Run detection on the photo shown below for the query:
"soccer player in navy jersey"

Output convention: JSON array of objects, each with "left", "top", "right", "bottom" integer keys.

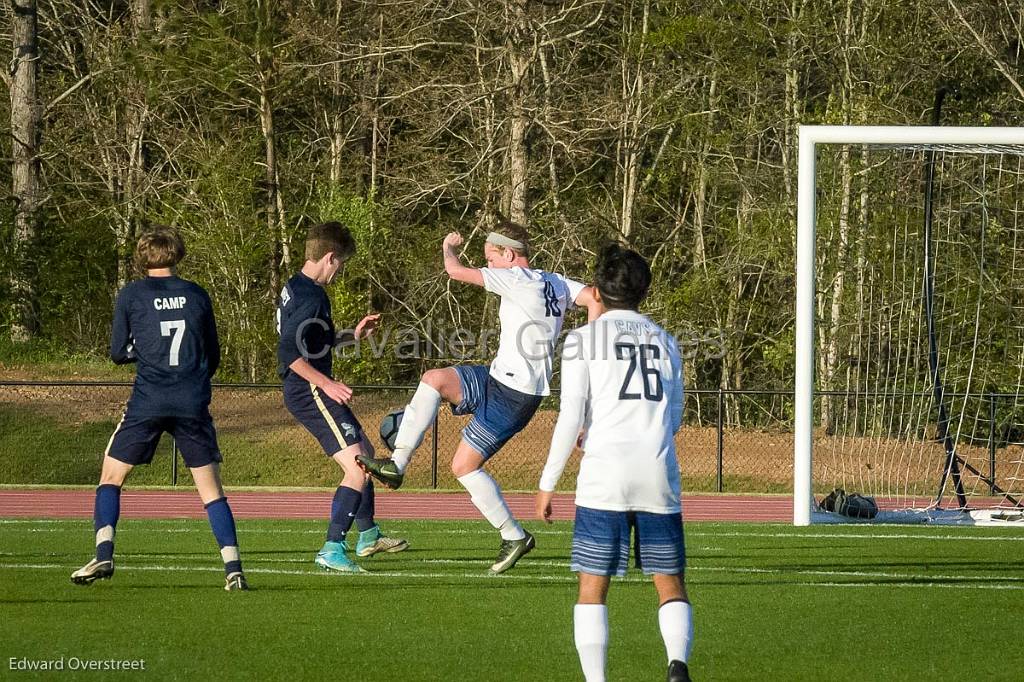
[
  {"left": 277, "top": 221, "right": 407, "bottom": 572},
  {"left": 72, "top": 228, "right": 248, "bottom": 591}
]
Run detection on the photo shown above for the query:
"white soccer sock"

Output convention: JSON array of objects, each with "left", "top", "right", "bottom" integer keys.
[
  {"left": 574, "top": 604, "right": 609, "bottom": 682},
  {"left": 456, "top": 469, "right": 525, "bottom": 541},
  {"left": 392, "top": 382, "right": 442, "bottom": 473},
  {"left": 658, "top": 600, "right": 693, "bottom": 664}
]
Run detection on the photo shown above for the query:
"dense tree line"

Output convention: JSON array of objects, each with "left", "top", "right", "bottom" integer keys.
[{"left": 2, "top": 1, "right": 1023, "bottom": 422}]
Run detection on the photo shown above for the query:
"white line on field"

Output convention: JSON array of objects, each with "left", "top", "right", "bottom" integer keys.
[
  {"left": 2, "top": 520, "right": 1024, "bottom": 540},
  {"left": 2, "top": 520, "right": 1023, "bottom": 542},
  {"left": 1, "top": 561, "right": 1021, "bottom": 590}
]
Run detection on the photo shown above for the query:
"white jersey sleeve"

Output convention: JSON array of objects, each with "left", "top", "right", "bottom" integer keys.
[
  {"left": 540, "top": 331, "right": 589, "bottom": 492},
  {"left": 480, "top": 267, "right": 519, "bottom": 296},
  {"left": 548, "top": 273, "right": 586, "bottom": 310},
  {"left": 669, "top": 336, "right": 684, "bottom": 434}
]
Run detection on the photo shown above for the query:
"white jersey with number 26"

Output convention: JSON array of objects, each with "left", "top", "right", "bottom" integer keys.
[{"left": 540, "top": 309, "right": 684, "bottom": 514}]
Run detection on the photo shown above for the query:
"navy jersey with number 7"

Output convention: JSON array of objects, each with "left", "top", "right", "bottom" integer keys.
[{"left": 110, "top": 275, "right": 220, "bottom": 418}]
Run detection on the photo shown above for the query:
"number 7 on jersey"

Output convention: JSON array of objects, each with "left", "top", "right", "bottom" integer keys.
[{"left": 160, "top": 320, "right": 186, "bottom": 366}]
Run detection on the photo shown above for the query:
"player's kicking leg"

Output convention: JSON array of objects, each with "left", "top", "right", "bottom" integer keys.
[
  {"left": 357, "top": 367, "right": 462, "bottom": 489},
  {"left": 451, "top": 441, "right": 534, "bottom": 573},
  {"left": 72, "top": 455, "right": 132, "bottom": 585}
]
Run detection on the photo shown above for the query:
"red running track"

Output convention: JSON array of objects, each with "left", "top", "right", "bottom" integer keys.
[{"left": 0, "top": 489, "right": 791, "bottom": 522}]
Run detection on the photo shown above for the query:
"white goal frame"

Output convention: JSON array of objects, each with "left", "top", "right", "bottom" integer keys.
[{"left": 794, "top": 125, "right": 1024, "bottom": 526}]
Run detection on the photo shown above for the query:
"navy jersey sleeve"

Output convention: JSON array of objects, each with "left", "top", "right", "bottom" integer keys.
[
  {"left": 109, "top": 287, "right": 137, "bottom": 365},
  {"left": 201, "top": 290, "right": 220, "bottom": 378},
  {"left": 277, "top": 297, "right": 317, "bottom": 370}
]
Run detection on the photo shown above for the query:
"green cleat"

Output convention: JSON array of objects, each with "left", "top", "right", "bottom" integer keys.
[
  {"left": 315, "top": 541, "right": 364, "bottom": 573},
  {"left": 489, "top": 531, "right": 535, "bottom": 574},
  {"left": 356, "top": 455, "right": 405, "bottom": 490},
  {"left": 355, "top": 526, "right": 409, "bottom": 557},
  {"left": 224, "top": 571, "right": 249, "bottom": 591},
  {"left": 71, "top": 558, "right": 114, "bottom": 585}
]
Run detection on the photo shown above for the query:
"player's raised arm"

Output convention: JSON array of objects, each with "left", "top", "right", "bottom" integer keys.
[
  {"left": 537, "top": 332, "right": 590, "bottom": 522},
  {"left": 109, "top": 288, "right": 136, "bottom": 365},
  {"left": 442, "top": 231, "right": 485, "bottom": 287}
]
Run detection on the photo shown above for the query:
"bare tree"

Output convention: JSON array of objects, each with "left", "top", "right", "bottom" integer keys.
[{"left": 9, "top": 0, "right": 41, "bottom": 341}]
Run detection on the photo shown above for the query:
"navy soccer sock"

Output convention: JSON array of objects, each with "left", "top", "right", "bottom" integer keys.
[
  {"left": 204, "top": 497, "right": 242, "bottom": 575},
  {"left": 355, "top": 479, "right": 376, "bottom": 533},
  {"left": 327, "top": 486, "right": 362, "bottom": 543},
  {"left": 93, "top": 484, "right": 121, "bottom": 562}
]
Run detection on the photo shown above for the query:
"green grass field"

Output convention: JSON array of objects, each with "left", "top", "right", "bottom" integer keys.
[{"left": 2, "top": 519, "right": 1023, "bottom": 680}]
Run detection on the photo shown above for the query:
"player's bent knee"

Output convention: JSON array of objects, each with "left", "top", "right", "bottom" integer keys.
[
  {"left": 451, "top": 452, "right": 484, "bottom": 478},
  {"left": 99, "top": 456, "right": 132, "bottom": 487},
  {"left": 422, "top": 368, "right": 447, "bottom": 390},
  {"left": 334, "top": 446, "right": 369, "bottom": 482},
  {"left": 450, "top": 460, "right": 473, "bottom": 478},
  {"left": 424, "top": 367, "right": 461, "bottom": 403}
]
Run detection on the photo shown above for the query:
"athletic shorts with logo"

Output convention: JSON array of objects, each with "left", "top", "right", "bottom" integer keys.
[
  {"left": 283, "top": 377, "right": 364, "bottom": 455},
  {"left": 452, "top": 365, "right": 543, "bottom": 460}
]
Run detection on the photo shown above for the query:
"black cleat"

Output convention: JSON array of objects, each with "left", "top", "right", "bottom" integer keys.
[
  {"left": 489, "top": 531, "right": 535, "bottom": 574},
  {"left": 224, "top": 571, "right": 249, "bottom": 591},
  {"left": 667, "top": 660, "right": 691, "bottom": 682},
  {"left": 71, "top": 558, "right": 114, "bottom": 585},
  {"left": 356, "top": 455, "right": 405, "bottom": 489}
]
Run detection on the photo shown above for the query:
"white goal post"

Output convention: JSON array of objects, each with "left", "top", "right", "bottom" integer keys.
[{"left": 794, "top": 125, "right": 1024, "bottom": 526}]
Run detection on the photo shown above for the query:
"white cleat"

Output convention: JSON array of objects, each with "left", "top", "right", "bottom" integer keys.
[{"left": 71, "top": 558, "right": 114, "bottom": 585}]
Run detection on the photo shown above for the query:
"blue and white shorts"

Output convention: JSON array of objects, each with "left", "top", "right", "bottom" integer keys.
[
  {"left": 451, "top": 365, "right": 543, "bottom": 460},
  {"left": 571, "top": 506, "right": 686, "bottom": 577}
]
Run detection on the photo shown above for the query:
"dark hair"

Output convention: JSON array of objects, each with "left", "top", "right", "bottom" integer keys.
[
  {"left": 135, "top": 226, "right": 186, "bottom": 271},
  {"left": 306, "top": 221, "right": 356, "bottom": 262},
  {"left": 594, "top": 243, "right": 651, "bottom": 310}
]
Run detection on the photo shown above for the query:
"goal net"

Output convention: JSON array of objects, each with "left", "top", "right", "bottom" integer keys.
[{"left": 794, "top": 126, "right": 1024, "bottom": 525}]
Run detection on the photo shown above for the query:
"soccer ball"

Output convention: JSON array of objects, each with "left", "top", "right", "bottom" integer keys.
[{"left": 379, "top": 408, "right": 404, "bottom": 452}]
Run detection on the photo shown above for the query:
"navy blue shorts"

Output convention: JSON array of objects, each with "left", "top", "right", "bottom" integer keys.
[
  {"left": 284, "top": 380, "right": 364, "bottom": 455},
  {"left": 571, "top": 506, "right": 686, "bottom": 577},
  {"left": 106, "top": 413, "right": 222, "bottom": 468},
  {"left": 452, "top": 365, "right": 543, "bottom": 460}
]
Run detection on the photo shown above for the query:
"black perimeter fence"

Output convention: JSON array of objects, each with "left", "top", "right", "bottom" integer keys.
[{"left": 1, "top": 382, "right": 1015, "bottom": 493}]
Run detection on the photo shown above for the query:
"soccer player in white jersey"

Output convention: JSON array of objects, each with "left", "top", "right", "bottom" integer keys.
[
  {"left": 359, "top": 220, "right": 600, "bottom": 573},
  {"left": 536, "top": 244, "right": 693, "bottom": 682}
]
